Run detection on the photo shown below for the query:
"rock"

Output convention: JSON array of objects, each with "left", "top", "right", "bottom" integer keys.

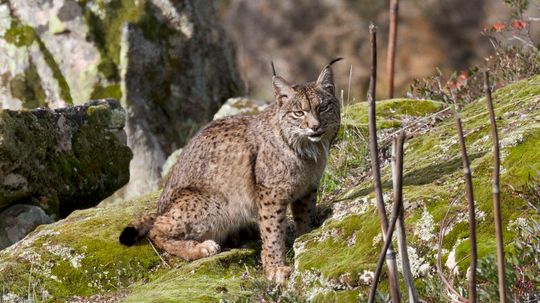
[
  {"left": 0, "top": 0, "right": 244, "bottom": 202},
  {"left": 0, "top": 191, "right": 260, "bottom": 302},
  {"left": 0, "top": 99, "right": 132, "bottom": 218},
  {"left": 213, "top": 97, "right": 270, "bottom": 120},
  {"left": 0, "top": 204, "right": 53, "bottom": 249}
]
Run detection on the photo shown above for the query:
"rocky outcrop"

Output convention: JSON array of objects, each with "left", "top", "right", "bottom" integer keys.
[
  {"left": 0, "top": 77, "right": 538, "bottom": 302},
  {"left": 0, "top": 204, "right": 53, "bottom": 249},
  {"left": 0, "top": 99, "right": 132, "bottom": 219},
  {"left": 0, "top": 0, "right": 244, "bottom": 202}
]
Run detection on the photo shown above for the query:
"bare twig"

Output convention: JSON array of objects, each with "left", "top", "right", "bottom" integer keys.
[
  {"left": 147, "top": 238, "right": 172, "bottom": 269},
  {"left": 451, "top": 90, "right": 478, "bottom": 303},
  {"left": 387, "top": 0, "right": 400, "bottom": 98},
  {"left": 392, "top": 132, "right": 419, "bottom": 303},
  {"left": 368, "top": 163, "right": 403, "bottom": 303},
  {"left": 436, "top": 197, "right": 468, "bottom": 302},
  {"left": 484, "top": 71, "right": 507, "bottom": 303},
  {"left": 347, "top": 65, "right": 353, "bottom": 106},
  {"left": 381, "top": 107, "right": 452, "bottom": 144},
  {"left": 367, "top": 22, "right": 401, "bottom": 303}
]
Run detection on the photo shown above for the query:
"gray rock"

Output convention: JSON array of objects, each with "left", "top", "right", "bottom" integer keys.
[
  {"left": 213, "top": 97, "right": 270, "bottom": 120},
  {"left": 0, "top": 204, "right": 53, "bottom": 249},
  {"left": 0, "top": 99, "right": 132, "bottom": 218},
  {"left": 1, "top": 0, "right": 244, "bottom": 202}
]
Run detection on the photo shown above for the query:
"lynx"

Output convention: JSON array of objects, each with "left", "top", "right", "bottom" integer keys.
[{"left": 120, "top": 58, "right": 342, "bottom": 283}]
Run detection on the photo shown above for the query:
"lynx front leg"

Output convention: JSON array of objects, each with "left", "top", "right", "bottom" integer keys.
[
  {"left": 292, "top": 189, "right": 317, "bottom": 236},
  {"left": 257, "top": 187, "right": 292, "bottom": 283}
]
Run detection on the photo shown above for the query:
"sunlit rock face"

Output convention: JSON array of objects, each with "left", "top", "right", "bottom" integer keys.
[{"left": 0, "top": 0, "right": 244, "bottom": 202}]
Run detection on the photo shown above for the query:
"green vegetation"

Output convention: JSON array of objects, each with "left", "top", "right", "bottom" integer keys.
[{"left": 295, "top": 75, "right": 540, "bottom": 301}]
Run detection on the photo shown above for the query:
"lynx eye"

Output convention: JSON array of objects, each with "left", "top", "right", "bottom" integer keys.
[
  {"left": 291, "top": 111, "right": 305, "bottom": 118},
  {"left": 318, "top": 104, "right": 330, "bottom": 112}
]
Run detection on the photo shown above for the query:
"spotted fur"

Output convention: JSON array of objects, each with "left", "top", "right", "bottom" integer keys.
[{"left": 120, "top": 58, "right": 342, "bottom": 283}]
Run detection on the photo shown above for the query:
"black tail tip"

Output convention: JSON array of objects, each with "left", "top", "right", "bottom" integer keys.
[{"left": 119, "top": 226, "right": 138, "bottom": 246}]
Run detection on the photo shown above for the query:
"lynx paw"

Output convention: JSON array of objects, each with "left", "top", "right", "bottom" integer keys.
[
  {"left": 197, "top": 240, "right": 221, "bottom": 257},
  {"left": 265, "top": 265, "right": 292, "bottom": 284}
]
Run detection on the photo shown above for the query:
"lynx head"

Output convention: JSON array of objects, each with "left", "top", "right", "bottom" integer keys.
[{"left": 272, "top": 58, "right": 342, "bottom": 159}]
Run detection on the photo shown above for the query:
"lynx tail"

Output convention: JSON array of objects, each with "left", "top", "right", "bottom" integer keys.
[{"left": 119, "top": 213, "right": 157, "bottom": 246}]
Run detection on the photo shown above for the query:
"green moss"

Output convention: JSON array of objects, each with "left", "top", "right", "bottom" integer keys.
[
  {"left": 0, "top": 193, "right": 161, "bottom": 301},
  {"left": 296, "top": 208, "right": 381, "bottom": 281},
  {"left": 312, "top": 289, "right": 360, "bottom": 303},
  {"left": 122, "top": 249, "right": 258, "bottom": 302},
  {"left": 9, "top": 61, "right": 46, "bottom": 108},
  {"left": 90, "top": 84, "right": 122, "bottom": 100},
  {"left": 5, "top": 19, "right": 73, "bottom": 105},
  {"left": 4, "top": 20, "right": 36, "bottom": 47},
  {"left": 341, "top": 99, "right": 445, "bottom": 129},
  {"left": 81, "top": 0, "right": 145, "bottom": 65},
  {"left": 0, "top": 102, "right": 131, "bottom": 215},
  {"left": 97, "top": 59, "right": 120, "bottom": 81}
]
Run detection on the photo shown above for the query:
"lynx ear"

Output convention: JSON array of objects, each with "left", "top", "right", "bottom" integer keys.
[
  {"left": 273, "top": 76, "right": 294, "bottom": 106},
  {"left": 316, "top": 57, "right": 343, "bottom": 95}
]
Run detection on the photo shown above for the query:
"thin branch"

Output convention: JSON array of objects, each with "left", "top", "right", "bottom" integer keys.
[
  {"left": 484, "top": 71, "right": 507, "bottom": 303},
  {"left": 387, "top": 0, "right": 400, "bottom": 98},
  {"left": 436, "top": 198, "right": 468, "bottom": 303},
  {"left": 451, "top": 90, "right": 478, "bottom": 303},
  {"left": 367, "top": 22, "right": 401, "bottom": 303},
  {"left": 347, "top": 65, "right": 353, "bottom": 106},
  {"left": 392, "top": 132, "right": 419, "bottom": 303},
  {"left": 147, "top": 237, "right": 172, "bottom": 269},
  {"left": 368, "top": 173, "right": 403, "bottom": 303}
]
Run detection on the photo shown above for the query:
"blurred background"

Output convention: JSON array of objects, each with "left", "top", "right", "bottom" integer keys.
[{"left": 216, "top": 0, "right": 532, "bottom": 101}]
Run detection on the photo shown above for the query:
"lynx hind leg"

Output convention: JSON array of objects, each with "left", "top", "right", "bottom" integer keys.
[
  {"left": 150, "top": 235, "right": 220, "bottom": 261},
  {"left": 148, "top": 189, "right": 224, "bottom": 261}
]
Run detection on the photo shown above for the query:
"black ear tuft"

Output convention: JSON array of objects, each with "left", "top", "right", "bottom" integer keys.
[
  {"left": 119, "top": 226, "right": 139, "bottom": 246},
  {"left": 316, "top": 57, "right": 343, "bottom": 95}
]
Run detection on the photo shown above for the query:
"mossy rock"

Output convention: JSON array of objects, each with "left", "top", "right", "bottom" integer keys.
[
  {"left": 0, "top": 191, "right": 262, "bottom": 302},
  {"left": 293, "top": 75, "right": 540, "bottom": 301},
  {"left": 0, "top": 100, "right": 132, "bottom": 218},
  {"left": 341, "top": 98, "right": 445, "bottom": 130}
]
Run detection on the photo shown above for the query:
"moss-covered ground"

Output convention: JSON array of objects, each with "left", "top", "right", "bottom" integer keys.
[{"left": 293, "top": 75, "right": 540, "bottom": 302}]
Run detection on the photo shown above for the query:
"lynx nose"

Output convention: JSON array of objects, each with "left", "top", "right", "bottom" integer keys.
[{"left": 307, "top": 117, "right": 321, "bottom": 132}]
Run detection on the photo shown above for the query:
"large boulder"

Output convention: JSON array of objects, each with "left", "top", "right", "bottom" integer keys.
[
  {"left": 0, "top": 99, "right": 132, "bottom": 218},
  {"left": 0, "top": 0, "right": 244, "bottom": 202}
]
